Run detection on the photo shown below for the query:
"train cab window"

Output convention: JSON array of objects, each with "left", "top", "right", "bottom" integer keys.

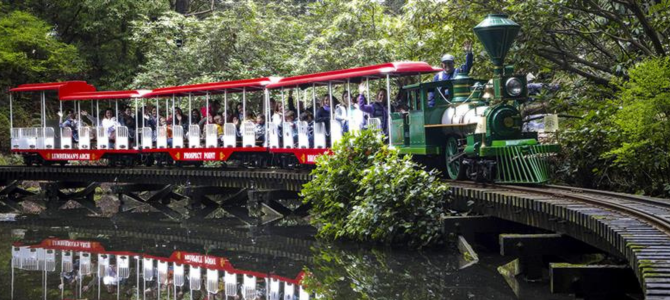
[
  {"left": 414, "top": 90, "right": 422, "bottom": 111},
  {"left": 405, "top": 90, "right": 413, "bottom": 110}
]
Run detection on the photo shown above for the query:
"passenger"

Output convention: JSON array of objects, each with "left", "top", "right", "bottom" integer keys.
[
  {"left": 59, "top": 258, "right": 79, "bottom": 290},
  {"left": 150, "top": 106, "right": 158, "bottom": 130},
  {"left": 159, "top": 116, "right": 173, "bottom": 146},
  {"left": 168, "top": 107, "right": 184, "bottom": 125},
  {"left": 190, "top": 109, "right": 201, "bottom": 128},
  {"left": 284, "top": 111, "right": 298, "bottom": 145},
  {"left": 81, "top": 108, "right": 119, "bottom": 149},
  {"left": 333, "top": 97, "right": 348, "bottom": 133},
  {"left": 428, "top": 41, "right": 474, "bottom": 107},
  {"left": 119, "top": 106, "right": 135, "bottom": 126},
  {"left": 200, "top": 100, "right": 220, "bottom": 119},
  {"left": 199, "top": 113, "right": 213, "bottom": 130},
  {"left": 101, "top": 108, "right": 119, "bottom": 148},
  {"left": 272, "top": 103, "right": 283, "bottom": 126},
  {"left": 77, "top": 110, "right": 98, "bottom": 144},
  {"left": 59, "top": 109, "right": 79, "bottom": 143},
  {"left": 343, "top": 91, "right": 364, "bottom": 132},
  {"left": 119, "top": 106, "right": 136, "bottom": 144},
  {"left": 315, "top": 94, "right": 332, "bottom": 136},
  {"left": 172, "top": 107, "right": 188, "bottom": 135},
  {"left": 213, "top": 115, "right": 224, "bottom": 136},
  {"left": 395, "top": 102, "right": 410, "bottom": 114},
  {"left": 232, "top": 116, "right": 241, "bottom": 136},
  {"left": 142, "top": 106, "right": 157, "bottom": 130},
  {"left": 358, "top": 85, "right": 389, "bottom": 136},
  {"left": 234, "top": 103, "right": 244, "bottom": 121},
  {"left": 299, "top": 111, "right": 314, "bottom": 147},
  {"left": 254, "top": 114, "right": 266, "bottom": 144}
]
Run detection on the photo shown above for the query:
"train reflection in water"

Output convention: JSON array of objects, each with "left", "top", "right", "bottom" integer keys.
[{"left": 10, "top": 238, "right": 310, "bottom": 300}]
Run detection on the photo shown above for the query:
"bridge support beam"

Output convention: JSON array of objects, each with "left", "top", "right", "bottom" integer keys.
[
  {"left": 550, "top": 263, "right": 639, "bottom": 299},
  {"left": 247, "top": 189, "right": 301, "bottom": 225},
  {"left": 112, "top": 183, "right": 183, "bottom": 219},
  {"left": 443, "top": 216, "right": 536, "bottom": 243},
  {"left": 33, "top": 181, "right": 100, "bottom": 213},
  {"left": 0, "top": 180, "right": 36, "bottom": 211},
  {"left": 500, "top": 233, "right": 597, "bottom": 281}
]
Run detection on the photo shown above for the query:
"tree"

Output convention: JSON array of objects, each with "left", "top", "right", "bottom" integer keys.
[
  {"left": 0, "top": 9, "right": 83, "bottom": 89},
  {"left": 558, "top": 57, "right": 670, "bottom": 197},
  {"left": 0, "top": 7, "right": 84, "bottom": 151},
  {"left": 9, "top": 0, "right": 170, "bottom": 90},
  {"left": 466, "top": 0, "right": 669, "bottom": 86},
  {"left": 130, "top": 1, "right": 305, "bottom": 88},
  {"left": 603, "top": 57, "right": 670, "bottom": 195}
]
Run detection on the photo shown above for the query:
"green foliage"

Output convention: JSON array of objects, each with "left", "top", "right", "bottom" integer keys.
[
  {"left": 0, "top": 9, "right": 83, "bottom": 88},
  {"left": 10, "top": 0, "right": 170, "bottom": 90},
  {"left": 130, "top": 1, "right": 304, "bottom": 89},
  {"left": 346, "top": 153, "right": 448, "bottom": 246},
  {"left": 0, "top": 154, "right": 23, "bottom": 165},
  {"left": 302, "top": 129, "right": 450, "bottom": 247},
  {"left": 302, "top": 129, "right": 385, "bottom": 240},
  {"left": 604, "top": 57, "right": 670, "bottom": 195},
  {"left": 558, "top": 57, "right": 670, "bottom": 197}
]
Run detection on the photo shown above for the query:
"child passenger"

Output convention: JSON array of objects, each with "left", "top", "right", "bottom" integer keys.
[{"left": 285, "top": 111, "right": 298, "bottom": 144}]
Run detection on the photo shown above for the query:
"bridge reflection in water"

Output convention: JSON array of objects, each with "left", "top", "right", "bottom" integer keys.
[
  {"left": 10, "top": 241, "right": 309, "bottom": 300},
  {"left": 0, "top": 215, "right": 557, "bottom": 300},
  {"left": 3, "top": 216, "right": 315, "bottom": 300}
]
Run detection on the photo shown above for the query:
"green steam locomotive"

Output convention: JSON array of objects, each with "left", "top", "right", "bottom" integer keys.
[{"left": 391, "top": 14, "right": 560, "bottom": 183}]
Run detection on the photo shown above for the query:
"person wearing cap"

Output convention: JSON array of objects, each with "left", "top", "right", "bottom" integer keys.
[{"left": 428, "top": 41, "right": 474, "bottom": 107}]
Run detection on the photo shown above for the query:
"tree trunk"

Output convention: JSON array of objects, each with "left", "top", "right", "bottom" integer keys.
[{"left": 175, "top": 0, "right": 189, "bottom": 14}]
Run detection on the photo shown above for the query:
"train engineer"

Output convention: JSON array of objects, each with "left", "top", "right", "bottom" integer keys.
[{"left": 428, "top": 41, "right": 474, "bottom": 107}]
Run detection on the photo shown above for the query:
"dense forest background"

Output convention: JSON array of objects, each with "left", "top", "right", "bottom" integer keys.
[{"left": 0, "top": 0, "right": 668, "bottom": 196}]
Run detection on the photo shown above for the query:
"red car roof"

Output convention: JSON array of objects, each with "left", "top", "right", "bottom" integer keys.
[
  {"left": 60, "top": 90, "right": 151, "bottom": 101},
  {"left": 144, "top": 77, "right": 280, "bottom": 98},
  {"left": 266, "top": 61, "right": 441, "bottom": 89},
  {"left": 10, "top": 81, "right": 96, "bottom": 99}
]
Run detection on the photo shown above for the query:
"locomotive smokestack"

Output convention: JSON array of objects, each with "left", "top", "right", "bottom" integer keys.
[{"left": 473, "top": 14, "right": 520, "bottom": 75}]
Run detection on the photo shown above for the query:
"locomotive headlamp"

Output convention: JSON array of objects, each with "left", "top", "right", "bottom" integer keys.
[{"left": 505, "top": 78, "right": 523, "bottom": 97}]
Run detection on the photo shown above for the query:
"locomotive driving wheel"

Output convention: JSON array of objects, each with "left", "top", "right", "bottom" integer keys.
[{"left": 445, "top": 136, "right": 465, "bottom": 180}]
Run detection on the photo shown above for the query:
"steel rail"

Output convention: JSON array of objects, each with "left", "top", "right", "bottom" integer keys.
[
  {"left": 545, "top": 184, "right": 670, "bottom": 209},
  {"left": 448, "top": 180, "right": 670, "bottom": 235}
]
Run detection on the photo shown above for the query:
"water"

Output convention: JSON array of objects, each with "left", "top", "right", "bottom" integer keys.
[{"left": 0, "top": 212, "right": 566, "bottom": 299}]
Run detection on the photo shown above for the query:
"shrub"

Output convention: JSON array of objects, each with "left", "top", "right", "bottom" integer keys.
[{"left": 301, "top": 129, "right": 450, "bottom": 247}]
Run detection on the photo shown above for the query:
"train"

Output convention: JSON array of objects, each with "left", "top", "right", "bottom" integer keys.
[
  {"left": 7, "top": 14, "right": 559, "bottom": 184},
  {"left": 11, "top": 238, "right": 308, "bottom": 299}
]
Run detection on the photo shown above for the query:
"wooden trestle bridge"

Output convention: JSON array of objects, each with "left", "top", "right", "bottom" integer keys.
[{"left": 2, "top": 165, "right": 670, "bottom": 298}]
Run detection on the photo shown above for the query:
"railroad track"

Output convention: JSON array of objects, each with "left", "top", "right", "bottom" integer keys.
[
  {"left": 448, "top": 180, "right": 670, "bottom": 234},
  {"left": 500, "top": 184, "right": 670, "bottom": 236}
]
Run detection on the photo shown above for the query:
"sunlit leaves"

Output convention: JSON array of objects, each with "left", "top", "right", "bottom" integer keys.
[
  {"left": 0, "top": 10, "right": 83, "bottom": 87},
  {"left": 560, "top": 57, "right": 670, "bottom": 197},
  {"left": 301, "top": 129, "right": 450, "bottom": 248}
]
